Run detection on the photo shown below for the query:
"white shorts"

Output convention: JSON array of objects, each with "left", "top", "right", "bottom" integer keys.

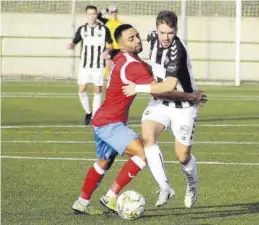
[
  {"left": 141, "top": 99, "right": 198, "bottom": 146},
  {"left": 78, "top": 67, "right": 104, "bottom": 86}
]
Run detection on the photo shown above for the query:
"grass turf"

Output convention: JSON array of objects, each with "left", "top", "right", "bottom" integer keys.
[{"left": 1, "top": 81, "right": 259, "bottom": 225}]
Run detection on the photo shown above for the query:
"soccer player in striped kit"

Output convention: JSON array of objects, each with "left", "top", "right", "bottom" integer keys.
[
  {"left": 67, "top": 5, "right": 113, "bottom": 125},
  {"left": 123, "top": 11, "right": 204, "bottom": 208}
]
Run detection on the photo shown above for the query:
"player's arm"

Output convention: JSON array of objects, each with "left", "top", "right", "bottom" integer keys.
[
  {"left": 124, "top": 79, "right": 206, "bottom": 103},
  {"left": 67, "top": 26, "right": 82, "bottom": 49},
  {"left": 123, "top": 43, "right": 185, "bottom": 94},
  {"left": 148, "top": 77, "right": 178, "bottom": 93},
  {"left": 143, "top": 45, "right": 184, "bottom": 93},
  {"left": 122, "top": 61, "right": 207, "bottom": 104},
  {"left": 103, "top": 26, "right": 114, "bottom": 60},
  {"left": 97, "top": 9, "right": 109, "bottom": 24},
  {"left": 152, "top": 90, "right": 207, "bottom": 104}
]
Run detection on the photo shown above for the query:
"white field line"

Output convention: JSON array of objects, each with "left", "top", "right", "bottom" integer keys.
[
  {"left": 1, "top": 140, "right": 259, "bottom": 145},
  {"left": 1, "top": 155, "right": 259, "bottom": 166},
  {"left": 3, "top": 96, "right": 259, "bottom": 101},
  {"left": 2, "top": 81, "right": 259, "bottom": 90},
  {"left": 2, "top": 124, "right": 259, "bottom": 129},
  {"left": 2, "top": 92, "right": 259, "bottom": 98},
  {"left": 2, "top": 92, "right": 77, "bottom": 95},
  {"left": 3, "top": 131, "right": 257, "bottom": 135},
  {"left": 2, "top": 93, "right": 259, "bottom": 101}
]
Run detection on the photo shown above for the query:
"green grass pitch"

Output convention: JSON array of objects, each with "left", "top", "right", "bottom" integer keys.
[{"left": 1, "top": 81, "right": 259, "bottom": 225}]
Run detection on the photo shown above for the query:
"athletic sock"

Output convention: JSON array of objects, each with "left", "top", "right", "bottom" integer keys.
[{"left": 79, "top": 92, "right": 91, "bottom": 114}]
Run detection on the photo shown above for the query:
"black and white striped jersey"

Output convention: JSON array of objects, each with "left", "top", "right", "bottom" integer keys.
[
  {"left": 73, "top": 23, "right": 113, "bottom": 69},
  {"left": 148, "top": 31, "right": 197, "bottom": 108}
]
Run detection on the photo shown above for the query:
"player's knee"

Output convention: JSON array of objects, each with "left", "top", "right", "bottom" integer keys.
[
  {"left": 142, "top": 134, "right": 156, "bottom": 147},
  {"left": 97, "top": 159, "right": 113, "bottom": 171},
  {"left": 94, "top": 90, "right": 102, "bottom": 94},
  {"left": 106, "top": 157, "right": 115, "bottom": 170},
  {"left": 79, "top": 85, "right": 88, "bottom": 93},
  {"left": 94, "top": 86, "right": 102, "bottom": 94},
  {"left": 134, "top": 152, "right": 147, "bottom": 164},
  {"left": 128, "top": 149, "right": 146, "bottom": 163}
]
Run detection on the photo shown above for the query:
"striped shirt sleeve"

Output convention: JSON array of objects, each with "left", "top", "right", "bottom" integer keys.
[
  {"left": 165, "top": 41, "right": 186, "bottom": 78},
  {"left": 104, "top": 26, "right": 113, "bottom": 44},
  {"left": 72, "top": 26, "right": 83, "bottom": 45}
]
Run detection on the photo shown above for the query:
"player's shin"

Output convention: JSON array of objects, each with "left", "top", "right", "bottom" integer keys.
[
  {"left": 79, "top": 92, "right": 91, "bottom": 114},
  {"left": 181, "top": 153, "right": 198, "bottom": 208},
  {"left": 93, "top": 92, "right": 102, "bottom": 116},
  {"left": 79, "top": 162, "right": 106, "bottom": 205},
  {"left": 181, "top": 154, "right": 197, "bottom": 187},
  {"left": 107, "top": 156, "right": 146, "bottom": 197},
  {"left": 145, "top": 144, "right": 171, "bottom": 190}
]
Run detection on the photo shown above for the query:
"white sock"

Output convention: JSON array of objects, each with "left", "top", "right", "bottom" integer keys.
[
  {"left": 78, "top": 197, "right": 90, "bottom": 206},
  {"left": 145, "top": 144, "right": 170, "bottom": 190},
  {"left": 181, "top": 154, "right": 198, "bottom": 188},
  {"left": 106, "top": 189, "right": 117, "bottom": 198},
  {"left": 92, "top": 92, "right": 102, "bottom": 116},
  {"left": 79, "top": 92, "right": 91, "bottom": 114}
]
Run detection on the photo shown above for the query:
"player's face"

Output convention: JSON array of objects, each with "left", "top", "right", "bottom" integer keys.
[
  {"left": 157, "top": 23, "right": 177, "bottom": 48},
  {"left": 119, "top": 28, "right": 143, "bottom": 54},
  {"left": 86, "top": 9, "right": 97, "bottom": 24}
]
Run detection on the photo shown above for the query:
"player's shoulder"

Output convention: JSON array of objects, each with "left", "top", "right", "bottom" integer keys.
[
  {"left": 116, "top": 52, "right": 141, "bottom": 63},
  {"left": 167, "top": 36, "right": 187, "bottom": 60},
  {"left": 147, "top": 30, "right": 157, "bottom": 43},
  {"left": 115, "top": 53, "right": 143, "bottom": 69},
  {"left": 76, "top": 24, "right": 86, "bottom": 32},
  {"left": 172, "top": 36, "right": 187, "bottom": 52},
  {"left": 97, "top": 23, "right": 110, "bottom": 31}
]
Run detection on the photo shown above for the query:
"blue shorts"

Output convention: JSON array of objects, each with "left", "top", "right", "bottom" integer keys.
[{"left": 93, "top": 122, "right": 139, "bottom": 160}]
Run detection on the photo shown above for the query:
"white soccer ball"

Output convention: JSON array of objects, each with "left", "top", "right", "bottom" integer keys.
[{"left": 117, "top": 190, "right": 146, "bottom": 220}]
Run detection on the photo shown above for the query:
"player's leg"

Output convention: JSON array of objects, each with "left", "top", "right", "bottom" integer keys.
[
  {"left": 96, "top": 122, "right": 146, "bottom": 211},
  {"left": 72, "top": 158, "right": 115, "bottom": 215},
  {"left": 72, "top": 131, "right": 117, "bottom": 215},
  {"left": 171, "top": 106, "right": 198, "bottom": 208},
  {"left": 175, "top": 141, "right": 197, "bottom": 208},
  {"left": 92, "top": 85, "right": 102, "bottom": 116},
  {"left": 101, "top": 138, "right": 146, "bottom": 212},
  {"left": 141, "top": 102, "right": 175, "bottom": 206},
  {"left": 78, "top": 67, "right": 92, "bottom": 125},
  {"left": 107, "top": 138, "right": 146, "bottom": 196},
  {"left": 92, "top": 68, "right": 104, "bottom": 116}
]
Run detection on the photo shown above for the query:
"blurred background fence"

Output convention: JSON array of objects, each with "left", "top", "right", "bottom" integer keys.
[{"left": 1, "top": 0, "right": 259, "bottom": 84}]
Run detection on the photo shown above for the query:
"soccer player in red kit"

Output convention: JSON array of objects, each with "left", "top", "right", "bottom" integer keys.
[{"left": 72, "top": 24, "right": 205, "bottom": 215}]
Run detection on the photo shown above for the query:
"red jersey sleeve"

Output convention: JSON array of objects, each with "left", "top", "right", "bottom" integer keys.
[{"left": 125, "top": 62, "right": 154, "bottom": 84}]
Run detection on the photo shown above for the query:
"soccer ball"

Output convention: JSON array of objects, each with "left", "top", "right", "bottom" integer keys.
[{"left": 117, "top": 190, "right": 146, "bottom": 220}]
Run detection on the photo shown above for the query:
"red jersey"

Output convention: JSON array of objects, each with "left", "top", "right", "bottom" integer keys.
[{"left": 92, "top": 52, "right": 154, "bottom": 127}]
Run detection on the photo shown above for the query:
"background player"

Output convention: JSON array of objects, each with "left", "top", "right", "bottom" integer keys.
[
  {"left": 123, "top": 11, "right": 205, "bottom": 208},
  {"left": 67, "top": 5, "right": 113, "bottom": 125},
  {"left": 98, "top": 2, "right": 123, "bottom": 78}
]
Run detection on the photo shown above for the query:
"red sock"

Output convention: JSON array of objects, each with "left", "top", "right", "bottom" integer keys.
[
  {"left": 80, "top": 166, "right": 104, "bottom": 200},
  {"left": 111, "top": 158, "right": 145, "bottom": 195}
]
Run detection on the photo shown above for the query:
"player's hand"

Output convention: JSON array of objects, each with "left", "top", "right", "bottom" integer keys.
[
  {"left": 67, "top": 42, "right": 75, "bottom": 49},
  {"left": 122, "top": 81, "right": 137, "bottom": 97},
  {"left": 189, "top": 90, "right": 208, "bottom": 106},
  {"left": 102, "top": 50, "right": 111, "bottom": 60},
  {"left": 101, "top": 8, "right": 108, "bottom": 15}
]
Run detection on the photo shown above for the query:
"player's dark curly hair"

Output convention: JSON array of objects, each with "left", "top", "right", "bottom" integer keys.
[
  {"left": 156, "top": 11, "right": 178, "bottom": 28},
  {"left": 114, "top": 24, "right": 133, "bottom": 43}
]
